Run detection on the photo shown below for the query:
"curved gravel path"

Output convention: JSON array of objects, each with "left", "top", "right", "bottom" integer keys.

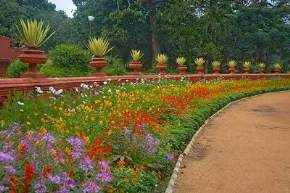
[{"left": 174, "top": 92, "right": 290, "bottom": 193}]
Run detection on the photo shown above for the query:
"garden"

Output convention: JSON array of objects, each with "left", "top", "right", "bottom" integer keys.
[
  {"left": 1, "top": 1, "right": 290, "bottom": 192},
  {"left": 1, "top": 77, "right": 290, "bottom": 192}
]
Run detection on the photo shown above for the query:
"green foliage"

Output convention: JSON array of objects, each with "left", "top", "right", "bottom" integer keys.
[
  {"left": 15, "top": 19, "right": 55, "bottom": 48},
  {"left": 6, "top": 60, "right": 28, "bottom": 78},
  {"left": 46, "top": 44, "right": 91, "bottom": 77},
  {"left": 104, "top": 57, "right": 127, "bottom": 76},
  {"left": 155, "top": 54, "right": 168, "bottom": 65},
  {"left": 88, "top": 37, "right": 113, "bottom": 57}
]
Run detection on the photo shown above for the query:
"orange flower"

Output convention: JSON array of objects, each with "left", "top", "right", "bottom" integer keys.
[
  {"left": 117, "top": 159, "right": 125, "bottom": 166},
  {"left": 23, "top": 163, "right": 34, "bottom": 193}
]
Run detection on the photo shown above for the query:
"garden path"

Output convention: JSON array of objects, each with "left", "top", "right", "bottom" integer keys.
[{"left": 174, "top": 92, "right": 290, "bottom": 193}]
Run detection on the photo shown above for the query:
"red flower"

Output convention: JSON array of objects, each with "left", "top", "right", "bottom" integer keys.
[
  {"left": 42, "top": 165, "right": 52, "bottom": 179},
  {"left": 9, "top": 176, "right": 16, "bottom": 193},
  {"left": 23, "top": 163, "right": 34, "bottom": 193}
]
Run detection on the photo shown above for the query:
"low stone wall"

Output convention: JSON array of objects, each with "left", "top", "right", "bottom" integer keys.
[{"left": 0, "top": 73, "right": 289, "bottom": 104}]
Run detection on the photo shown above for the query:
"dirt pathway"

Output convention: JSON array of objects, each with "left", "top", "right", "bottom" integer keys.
[{"left": 174, "top": 92, "right": 290, "bottom": 193}]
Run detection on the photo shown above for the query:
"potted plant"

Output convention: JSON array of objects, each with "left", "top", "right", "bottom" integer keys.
[
  {"left": 258, "top": 63, "right": 266, "bottom": 74},
  {"left": 88, "top": 37, "right": 112, "bottom": 76},
  {"left": 212, "top": 61, "right": 221, "bottom": 74},
  {"left": 227, "top": 60, "right": 237, "bottom": 74},
  {"left": 128, "top": 49, "right": 143, "bottom": 75},
  {"left": 194, "top": 57, "right": 205, "bottom": 74},
  {"left": 16, "top": 19, "right": 54, "bottom": 78},
  {"left": 243, "top": 61, "right": 251, "bottom": 74},
  {"left": 273, "top": 63, "right": 282, "bottom": 74},
  {"left": 176, "top": 57, "right": 187, "bottom": 74},
  {"left": 155, "top": 54, "right": 168, "bottom": 74}
]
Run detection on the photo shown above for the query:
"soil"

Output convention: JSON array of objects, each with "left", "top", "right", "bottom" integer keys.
[{"left": 174, "top": 92, "right": 290, "bottom": 193}]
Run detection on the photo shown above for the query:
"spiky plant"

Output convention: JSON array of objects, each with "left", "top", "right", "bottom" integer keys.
[
  {"left": 15, "top": 19, "right": 55, "bottom": 48},
  {"left": 88, "top": 37, "right": 113, "bottom": 57},
  {"left": 258, "top": 63, "right": 266, "bottom": 69},
  {"left": 273, "top": 63, "right": 282, "bottom": 70},
  {"left": 176, "top": 57, "right": 186, "bottom": 66},
  {"left": 194, "top": 57, "right": 205, "bottom": 66},
  {"left": 212, "top": 61, "right": 221, "bottom": 67},
  {"left": 243, "top": 61, "right": 251, "bottom": 70},
  {"left": 155, "top": 54, "right": 168, "bottom": 65},
  {"left": 228, "top": 60, "right": 237, "bottom": 68},
  {"left": 131, "top": 49, "right": 143, "bottom": 61}
]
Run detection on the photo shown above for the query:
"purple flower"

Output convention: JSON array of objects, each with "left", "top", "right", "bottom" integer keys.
[
  {"left": 0, "top": 186, "right": 8, "bottom": 192},
  {"left": 0, "top": 152, "right": 14, "bottom": 162},
  {"left": 67, "top": 137, "right": 84, "bottom": 159},
  {"left": 4, "top": 166, "right": 16, "bottom": 174},
  {"left": 49, "top": 175, "right": 61, "bottom": 184},
  {"left": 166, "top": 154, "right": 174, "bottom": 161},
  {"left": 43, "top": 133, "right": 56, "bottom": 144},
  {"left": 145, "top": 134, "right": 160, "bottom": 154},
  {"left": 123, "top": 128, "right": 132, "bottom": 136},
  {"left": 82, "top": 182, "right": 100, "bottom": 193},
  {"left": 96, "top": 160, "right": 112, "bottom": 182},
  {"left": 96, "top": 172, "right": 112, "bottom": 182},
  {"left": 80, "top": 156, "right": 94, "bottom": 173},
  {"left": 67, "top": 137, "right": 84, "bottom": 147},
  {"left": 34, "top": 181, "right": 47, "bottom": 193}
]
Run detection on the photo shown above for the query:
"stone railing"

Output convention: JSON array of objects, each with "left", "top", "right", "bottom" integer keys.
[{"left": 0, "top": 73, "right": 289, "bottom": 104}]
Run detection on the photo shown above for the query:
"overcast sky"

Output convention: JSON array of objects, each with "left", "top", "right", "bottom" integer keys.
[{"left": 48, "top": 0, "right": 76, "bottom": 17}]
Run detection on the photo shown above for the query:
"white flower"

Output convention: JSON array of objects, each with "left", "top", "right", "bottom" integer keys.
[
  {"left": 49, "top": 87, "right": 56, "bottom": 94},
  {"left": 35, "top": 86, "right": 44, "bottom": 94},
  {"left": 17, "top": 101, "right": 24, "bottom": 106},
  {"left": 103, "top": 81, "right": 108, "bottom": 85},
  {"left": 80, "top": 83, "right": 90, "bottom": 90},
  {"left": 54, "top": 89, "right": 63, "bottom": 96},
  {"left": 20, "top": 109, "right": 24, "bottom": 112}
]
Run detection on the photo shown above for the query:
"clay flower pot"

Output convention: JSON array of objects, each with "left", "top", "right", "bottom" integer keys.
[
  {"left": 212, "top": 66, "right": 220, "bottom": 74},
  {"left": 90, "top": 57, "right": 107, "bottom": 76},
  {"left": 243, "top": 69, "right": 250, "bottom": 74},
  {"left": 273, "top": 69, "right": 281, "bottom": 74},
  {"left": 196, "top": 65, "right": 204, "bottom": 74},
  {"left": 177, "top": 65, "right": 188, "bottom": 74},
  {"left": 18, "top": 48, "right": 47, "bottom": 78},
  {"left": 128, "top": 61, "right": 143, "bottom": 75},
  {"left": 259, "top": 68, "right": 265, "bottom": 74},
  {"left": 228, "top": 67, "right": 236, "bottom": 74},
  {"left": 156, "top": 64, "right": 167, "bottom": 74}
]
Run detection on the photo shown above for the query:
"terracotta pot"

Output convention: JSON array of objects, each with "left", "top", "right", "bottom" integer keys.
[
  {"left": 90, "top": 57, "right": 107, "bottom": 76},
  {"left": 259, "top": 68, "right": 265, "bottom": 74},
  {"left": 177, "top": 65, "right": 188, "bottom": 74},
  {"left": 243, "top": 69, "right": 250, "bottom": 74},
  {"left": 273, "top": 69, "right": 281, "bottom": 74},
  {"left": 196, "top": 65, "right": 204, "bottom": 74},
  {"left": 156, "top": 64, "right": 167, "bottom": 74},
  {"left": 128, "top": 61, "right": 143, "bottom": 75},
  {"left": 228, "top": 67, "right": 236, "bottom": 74},
  {"left": 18, "top": 48, "right": 47, "bottom": 78},
  {"left": 212, "top": 66, "right": 220, "bottom": 74}
]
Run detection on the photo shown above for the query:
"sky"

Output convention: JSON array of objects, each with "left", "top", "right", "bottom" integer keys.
[{"left": 48, "top": 0, "right": 76, "bottom": 17}]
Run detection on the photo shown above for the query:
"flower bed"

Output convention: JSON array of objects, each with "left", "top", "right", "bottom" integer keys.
[{"left": 0, "top": 78, "right": 290, "bottom": 192}]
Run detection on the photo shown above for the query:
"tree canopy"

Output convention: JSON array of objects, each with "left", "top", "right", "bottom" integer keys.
[{"left": 0, "top": 0, "right": 289, "bottom": 69}]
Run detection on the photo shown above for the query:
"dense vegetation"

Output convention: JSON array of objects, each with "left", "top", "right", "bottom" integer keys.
[
  {"left": 0, "top": 78, "right": 290, "bottom": 192},
  {"left": 1, "top": 0, "right": 289, "bottom": 71}
]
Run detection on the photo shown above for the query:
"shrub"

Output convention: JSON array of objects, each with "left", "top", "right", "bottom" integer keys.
[
  {"left": 88, "top": 37, "right": 113, "bottom": 57},
  {"left": 105, "top": 57, "right": 127, "bottom": 76},
  {"left": 47, "top": 44, "right": 91, "bottom": 76},
  {"left": 6, "top": 60, "right": 28, "bottom": 78}
]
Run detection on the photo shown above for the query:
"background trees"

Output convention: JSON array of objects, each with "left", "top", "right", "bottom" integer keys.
[{"left": 0, "top": 0, "right": 289, "bottom": 70}]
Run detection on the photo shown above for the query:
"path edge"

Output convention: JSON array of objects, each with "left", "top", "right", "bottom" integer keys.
[{"left": 164, "top": 90, "right": 290, "bottom": 193}]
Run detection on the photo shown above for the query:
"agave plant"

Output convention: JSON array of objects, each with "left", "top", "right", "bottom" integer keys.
[
  {"left": 194, "top": 57, "right": 205, "bottom": 66},
  {"left": 131, "top": 49, "right": 143, "bottom": 61},
  {"left": 212, "top": 61, "right": 221, "bottom": 67},
  {"left": 243, "top": 61, "right": 251, "bottom": 70},
  {"left": 228, "top": 60, "right": 237, "bottom": 68},
  {"left": 259, "top": 63, "right": 266, "bottom": 69},
  {"left": 176, "top": 57, "right": 186, "bottom": 66},
  {"left": 155, "top": 54, "right": 168, "bottom": 65},
  {"left": 16, "top": 19, "right": 55, "bottom": 48},
  {"left": 88, "top": 37, "right": 113, "bottom": 57},
  {"left": 273, "top": 63, "right": 282, "bottom": 70}
]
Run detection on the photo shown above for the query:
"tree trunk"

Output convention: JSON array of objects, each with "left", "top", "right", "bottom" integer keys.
[{"left": 146, "top": 0, "right": 160, "bottom": 58}]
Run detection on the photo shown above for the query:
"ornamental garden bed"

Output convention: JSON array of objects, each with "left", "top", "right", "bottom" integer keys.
[{"left": 0, "top": 78, "right": 290, "bottom": 192}]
